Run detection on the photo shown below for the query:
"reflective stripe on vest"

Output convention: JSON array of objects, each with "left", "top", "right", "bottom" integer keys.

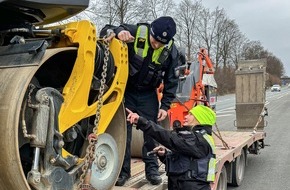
[
  {"left": 134, "top": 24, "right": 149, "bottom": 58},
  {"left": 202, "top": 132, "right": 216, "bottom": 182},
  {"left": 134, "top": 24, "right": 173, "bottom": 65}
]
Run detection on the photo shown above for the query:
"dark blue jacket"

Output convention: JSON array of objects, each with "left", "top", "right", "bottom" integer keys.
[
  {"left": 137, "top": 116, "right": 213, "bottom": 190},
  {"left": 114, "top": 24, "right": 179, "bottom": 111}
]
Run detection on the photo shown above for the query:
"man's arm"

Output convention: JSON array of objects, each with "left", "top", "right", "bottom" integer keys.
[
  {"left": 126, "top": 108, "right": 208, "bottom": 158},
  {"left": 160, "top": 44, "right": 179, "bottom": 112},
  {"left": 137, "top": 117, "right": 208, "bottom": 158},
  {"left": 114, "top": 24, "right": 137, "bottom": 42}
]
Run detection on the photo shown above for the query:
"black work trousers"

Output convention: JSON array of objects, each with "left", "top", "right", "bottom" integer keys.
[{"left": 119, "top": 88, "right": 160, "bottom": 178}]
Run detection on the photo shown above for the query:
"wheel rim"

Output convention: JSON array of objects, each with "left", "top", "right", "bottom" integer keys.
[
  {"left": 236, "top": 151, "right": 246, "bottom": 183},
  {"left": 217, "top": 166, "right": 227, "bottom": 190},
  {"left": 90, "top": 133, "right": 119, "bottom": 189}
]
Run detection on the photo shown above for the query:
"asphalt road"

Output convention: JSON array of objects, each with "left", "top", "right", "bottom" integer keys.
[{"left": 215, "top": 86, "right": 290, "bottom": 190}]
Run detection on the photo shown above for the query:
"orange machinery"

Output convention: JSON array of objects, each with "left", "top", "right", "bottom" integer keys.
[{"left": 167, "top": 48, "right": 216, "bottom": 128}]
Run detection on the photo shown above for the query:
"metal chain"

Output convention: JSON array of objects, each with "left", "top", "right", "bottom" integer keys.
[
  {"left": 213, "top": 123, "right": 230, "bottom": 149},
  {"left": 252, "top": 106, "right": 268, "bottom": 133},
  {"left": 78, "top": 40, "right": 110, "bottom": 190},
  {"left": 213, "top": 106, "right": 268, "bottom": 149},
  {"left": 93, "top": 41, "right": 109, "bottom": 133}
]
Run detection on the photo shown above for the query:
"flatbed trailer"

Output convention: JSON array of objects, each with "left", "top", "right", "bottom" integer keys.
[
  {"left": 113, "top": 130, "right": 266, "bottom": 190},
  {"left": 211, "top": 131, "right": 265, "bottom": 190}
]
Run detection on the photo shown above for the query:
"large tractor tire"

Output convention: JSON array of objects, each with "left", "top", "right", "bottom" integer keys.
[{"left": 0, "top": 47, "right": 127, "bottom": 190}]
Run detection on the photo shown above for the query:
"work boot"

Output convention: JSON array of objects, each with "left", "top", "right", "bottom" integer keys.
[
  {"left": 146, "top": 175, "right": 162, "bottom": 185},
  {"left": 115, "top": 175, "right": 130, "bottom": 186}
]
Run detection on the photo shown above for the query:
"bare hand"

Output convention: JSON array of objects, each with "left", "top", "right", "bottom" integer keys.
[
  {"left": 157, "top": 109, "right": 168, "bottom": 122},
  {"left": 153, "top": 146, "right": 166, "bottom": 156},
  {"left": 104, "top": 29, "right": 116, "bottom": 43},
  {"left": 117, "top": 30, "right": 135, "bottom": 43},
  {"left": 126, "top": 108, "right": 139, "bottom": 124}
]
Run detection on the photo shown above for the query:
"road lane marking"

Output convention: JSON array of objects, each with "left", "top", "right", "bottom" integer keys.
[{"left": 217, "top": 114, "right": 233, "bottom": 117}]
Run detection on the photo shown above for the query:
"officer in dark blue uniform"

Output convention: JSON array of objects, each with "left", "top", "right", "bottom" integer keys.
[
  {"left": 126, "top": 105, "right": 217, "bottom": 190},
  {"left": 114, "top": 16, "right": 179, "bottom": 186}
]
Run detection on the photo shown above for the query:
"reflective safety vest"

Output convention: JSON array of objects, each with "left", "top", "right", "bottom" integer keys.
[
  {"left": 199, "top": 129, "right": 216, "bottom": 182},
  {"left": 129, "top": 23, "right": 174, "bottom": 88},
  {"left": 134, "top": 23, "right": 173, "bottom": 65},
  {"left": 165, "top": 129, "right": 216, "bottom": 182}
]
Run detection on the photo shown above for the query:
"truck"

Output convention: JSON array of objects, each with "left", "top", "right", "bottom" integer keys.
[{"left": 0, "top": 1, "right": 267, "bottom": 190}]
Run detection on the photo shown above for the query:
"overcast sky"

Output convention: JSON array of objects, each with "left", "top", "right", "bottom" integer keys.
[{"left": 201, "top": 0, "right": 290, "bottom": 76}]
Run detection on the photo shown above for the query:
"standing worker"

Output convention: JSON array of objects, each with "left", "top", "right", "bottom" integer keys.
[
  {"left": 126, "top": 105, "right": 216, "bottom": 190},
  {"left": 113, "top": 16, "right": 179, "bottom": 186}
]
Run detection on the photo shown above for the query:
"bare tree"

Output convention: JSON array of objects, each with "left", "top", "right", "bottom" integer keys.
[
  {"left": 242, "top": 40, "right": 268, "bottom": 60},
  {"left": 213, "top": 17, "right": 241, "bottom": 94},
  {"left": 196, "top": 7, "right": 222, "bottom": 60},
  {"left": 230, "top": 34, "right": 248, "bottom": 69},
  {"left": 219, "top": 19, "right": 241, "bottom": 69},
  {"left": 241, "top": 41, "right": 285, "bottom": 85},
  {"left": 137, "top": 0, "right": 176, "bottom": 22},
  {"left": 174, "top": 0, "right": 203, "bottom": 61},
  {"left": 81, "top": 0, "right": 141, "bottom": 32},
  {"left": 267, "top": 55, "right": 285, "bottom": 80}
]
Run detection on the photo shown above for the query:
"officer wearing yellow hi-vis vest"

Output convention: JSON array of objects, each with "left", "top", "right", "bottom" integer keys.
[
  {"left": 114, "top": 16, "right": 180, "bottom": 186},
  {"left": 126, "top": 105, "right": 216, "bottom": 190}
]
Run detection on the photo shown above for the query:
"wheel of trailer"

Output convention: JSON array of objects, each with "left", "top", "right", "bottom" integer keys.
[
  {"left": 90, "top": 133, "right": 119, "bottom": 189},
  {"left": 231, "top": 149, "right": 246, "bottom": 186},
  {"left": 217, "top": 165, "right": 227, "bottom": 190}
]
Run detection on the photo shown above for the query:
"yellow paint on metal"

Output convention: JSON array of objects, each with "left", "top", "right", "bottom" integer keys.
[{"left": 57, "top": 20, "right": 128, "bottom": 135}]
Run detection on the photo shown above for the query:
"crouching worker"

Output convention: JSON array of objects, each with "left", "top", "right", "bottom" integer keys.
[{"left": 126, "top": 105, "right": 216, "bottom": 190}]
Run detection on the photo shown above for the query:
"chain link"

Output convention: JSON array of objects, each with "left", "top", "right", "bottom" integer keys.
[
  {"left": 78, "top": 40, "right": 110, "bottom": 190},
  {"left": 213, "top": 124, "right": 230, "bottom": 149}
]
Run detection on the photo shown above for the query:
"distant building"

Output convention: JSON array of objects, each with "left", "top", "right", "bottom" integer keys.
[{"left": 281, "top": 76, "right": 290, "bottom": 85}]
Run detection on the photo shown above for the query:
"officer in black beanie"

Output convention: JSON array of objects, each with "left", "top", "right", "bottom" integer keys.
[
  {"left": 150, "top": 16, "right": 176, "bottom": 44},
  {"left": 113, "top": 16, "right": 180, "bottom": 186}
]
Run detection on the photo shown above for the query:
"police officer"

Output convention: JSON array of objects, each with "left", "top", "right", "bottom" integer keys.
[
  {"left": 114, "top": 16, "right": 179, "bottom": 186},
  {"left": 126, "top": 105, "right": 216, "bottom": 190}
]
